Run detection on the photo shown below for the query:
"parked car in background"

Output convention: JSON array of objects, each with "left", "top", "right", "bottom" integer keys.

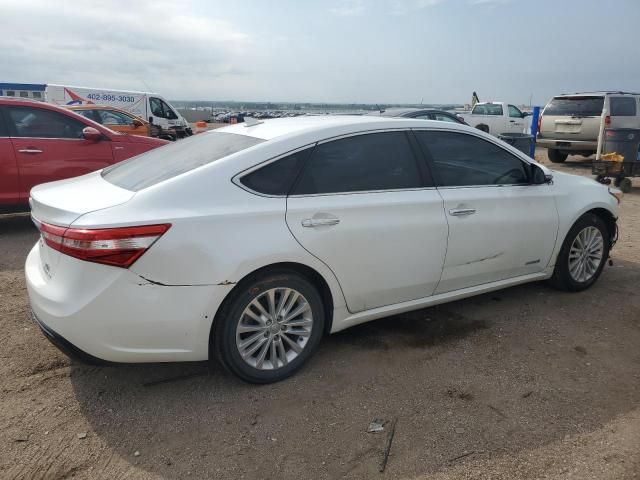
[
  {"left": 44, "top": 84, "right": 192, "bottom": 139},
  {"left": 26, "top": 116, "right": 619, "bottom": 383},
  {"left": 537, "top": 91, "right": 640, "bottom": 163},
  {"left": 0, "top": 97, "right": 167, "bottom": 212},
  {"left": 68, "top": 105, "right": 160, "bottom": 138},
  {"left": 459, "top": 102, "right": 531, "bottom": 136},
  {"left": 370, "top": 108, "right": 467, "bottom": 124}
]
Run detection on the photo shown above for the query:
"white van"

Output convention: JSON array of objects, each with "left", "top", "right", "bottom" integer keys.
[{"left": 44, "top": 84, "right": 192, "bottom": 139}]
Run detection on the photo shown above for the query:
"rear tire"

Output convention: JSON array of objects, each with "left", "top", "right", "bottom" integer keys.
[
  {"left": 548, "top": 148, "right": 568, "bottom": 163},
  {"left": 548, "top": 213, "right": 609, "bottom": 292},
  {"left": 212, "top": 270, "right": 325, "bottom": 383}
]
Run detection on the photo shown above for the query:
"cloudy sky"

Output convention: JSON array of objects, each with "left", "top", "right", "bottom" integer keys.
[{"left": 1, "top": 0, "right": 639, "bottom": 105}]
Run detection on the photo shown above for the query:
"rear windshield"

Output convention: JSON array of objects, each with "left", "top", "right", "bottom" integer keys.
[
  {"left": 545, "top": 96, "right": 604, "bottom": 117},
  {"left": 102, "top": 132, "right": 264, "bottom": 191}
]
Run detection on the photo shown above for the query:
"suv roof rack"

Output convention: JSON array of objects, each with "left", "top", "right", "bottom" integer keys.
[{"left": 559, "top": 91, "right": 640, "bottom": 96}]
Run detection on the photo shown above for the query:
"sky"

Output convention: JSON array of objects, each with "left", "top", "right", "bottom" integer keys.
[{"left": 1, "top": 0, "right": 639, "bottom": 105}]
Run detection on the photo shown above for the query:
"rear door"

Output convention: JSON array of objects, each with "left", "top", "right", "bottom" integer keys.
[
  {"left": 6, "top": 106, "right": 114, "bottom": 200},
  {"left": 415, "top": 129, "right": 558, "bottom": 293},
  {"left": 286, "top": 130, "right": 448, "bottom": 313},
  {"left": 540, "top": 96, "right": 604, "bottom": 141},
  {"left": 0, "top": 108, "right": 20, "bottom": 207}
]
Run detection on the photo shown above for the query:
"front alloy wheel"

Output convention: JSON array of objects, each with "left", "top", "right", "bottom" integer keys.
[
  {"left": 213, "top": 271, "right": 325, "bottom": 383},
  {"left": 568, "top": 226, "right": 604, "bottom": 283}
]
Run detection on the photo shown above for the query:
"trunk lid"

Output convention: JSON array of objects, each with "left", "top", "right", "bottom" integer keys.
[{"left": 30, "top": 171, "right": 135, "bottom": 280}]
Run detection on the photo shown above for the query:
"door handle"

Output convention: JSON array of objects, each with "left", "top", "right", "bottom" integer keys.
[
  {"left": 18, "top": 148, "right": 43, "bottom": 154},
  {"left": 301, "top": 217, "right": 340, "bottom": 228},
  {"left": 449, "top": 208, "right": 476, "bottom": 217},
  {"left": 509, "top": 120, "right": 516, "bottom": 123}
]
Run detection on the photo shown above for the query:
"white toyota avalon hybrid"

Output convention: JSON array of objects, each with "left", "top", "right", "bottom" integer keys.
[{"left": 26, "top": 116, "right": 620, "bottom": 383}]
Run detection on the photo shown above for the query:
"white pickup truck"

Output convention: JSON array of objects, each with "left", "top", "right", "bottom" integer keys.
[{"left": 459, "top": 102, "right": 531, "bottom": 136}]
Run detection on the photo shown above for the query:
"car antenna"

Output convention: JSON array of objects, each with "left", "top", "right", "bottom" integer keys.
[{"left": 244, "top": 117, "right": 263, "bottom": 127}]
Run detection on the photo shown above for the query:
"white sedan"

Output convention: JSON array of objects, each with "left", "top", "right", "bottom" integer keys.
[{"left": 26, "top": 116, "right": 620, "bottom": 383}]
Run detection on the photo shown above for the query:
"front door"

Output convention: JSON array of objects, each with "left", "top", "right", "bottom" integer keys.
[
  {"left": 5, "top": 106, "right": 114, "bottom": 200},
  {"left": 286, "top": 131, "right": 448, "bottom": 313},
  {"left": 414, "top": 129, "right": 558, "bottom": 293},
  {"left": 507, "top": 105, "right": 527, "bottom": 133}
]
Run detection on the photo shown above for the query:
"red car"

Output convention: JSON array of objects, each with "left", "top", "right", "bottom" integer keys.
[{"left": 0, "top": 98, "right": 168, "bottom": 213}]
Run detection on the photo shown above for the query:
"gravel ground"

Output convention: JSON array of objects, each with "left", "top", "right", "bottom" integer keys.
[{"left": 1, "top": 150, "right": 639, "bottom": 479}]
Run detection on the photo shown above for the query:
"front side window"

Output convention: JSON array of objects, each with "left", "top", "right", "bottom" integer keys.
[
  {"left": 103, "top": 132, "right": 264, "bottom": 191},
  {"left": 292, "top": 131, "right": 422, "bottom": 195},
  {"left": 240, "top": 148, "right": 311, "bottom": 196},
  {"left": 7, "top": 107, "right": 85, "bottom": 139},
  {"left": 98, "top": 110, "right": 134, "bottom": 126},
  {"left": 610, "top": 97, "right": 637, "bottom": 117},
  {"left": 508, "top": 105, "right": 523, "bottom": 118},
  {"left": 472, "top": 104, "right": 503, "bottom": 116},
  {"left": 149, "top": 97, "right": 178, "bottom": 120},
  {"left": 416, "top": 131, "right": 529, "bottom": 187}
]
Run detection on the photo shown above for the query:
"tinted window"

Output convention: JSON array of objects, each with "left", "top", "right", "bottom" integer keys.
[
  {"left": 610, "top": 97, "right": 637, "bottom": 117},
  {"left": 241, "top": 148, "right": 310, "bottom": 196},
  {"left": 433, "top": 113, "right": 459, "bottom": 123},
  {"left": 508, "top": 105, "right": 523, "bottom": 118},
  {"left": 0, "top": 110, "right": 7, "bottom": 136},
  {"left": 544, "top": 96, "right": 604, "bottom": 116},
  {"left": 7, "top": 107, "right": 85, "bottom": 139},
  {"left": 416, "top": 131, "right": 529, "bottom": 187},
  {"left": 75, "top": 110, "right": 100, "bottom": 123},
  {"left": 102, "top": 132, "right": 264, "bottom": 191},
  {"left": 292, "top": 132, "right": 422, "bottom": 195},
  {"left": 472, "top": 104, "right": 503, "bottom": 116}
]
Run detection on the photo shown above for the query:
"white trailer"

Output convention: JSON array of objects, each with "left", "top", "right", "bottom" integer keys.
[{"left": 44, "top": 84, "right": 192, "bottom": 138}]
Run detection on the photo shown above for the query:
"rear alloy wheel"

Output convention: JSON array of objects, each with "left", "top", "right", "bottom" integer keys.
[
  {"left": 213, "top": 271, "right": 324, "bottom": 383},
  {"left": 548, "top": 148, "right": 568, "bottom": 163},
  {"left": 549, "top": 213, "right": 609, "bottom": 292}
]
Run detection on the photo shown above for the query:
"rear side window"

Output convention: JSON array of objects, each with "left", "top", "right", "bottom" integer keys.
[
  {"left": 292, "top": 131, "right": 423, "bottom": 195},
  {"left": 416, "top": 131, "right": 529, "bottom": 187},
  {"left": 102, "top": 132, "right": 264, "bottom": 191},
  {"left": 240, "top": 148, "right": 311, "bottom": 196},
  {"left": 544, "top": 96, "right": 604, "bottom": 116},
  {"left": 472, "top": 104, "right": 503, "bottom": 116},
  {"left": 610, "top": 97, "right": 637, "bottom": 116},
  {"left": 7, "top": 107, "right": 85, "bottom": 139}
]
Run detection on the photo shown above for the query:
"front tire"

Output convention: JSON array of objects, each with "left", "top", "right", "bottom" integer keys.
[
  {"left": 549, "top": 213, "right": 609, "bottom": 292},
  {"left": 212, "top": 270, "right": 325, "bottom": 383},
  {"left": 548, "top": 148, "right": 568, "bottom": 163}
]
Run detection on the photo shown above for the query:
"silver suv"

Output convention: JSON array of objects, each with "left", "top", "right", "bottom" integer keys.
[{"left": 538, "top": 91, "right": 640, "bottom": 163}]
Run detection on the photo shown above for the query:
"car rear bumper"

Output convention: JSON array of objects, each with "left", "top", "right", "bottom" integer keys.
[
  {"left": 537, "top": 138, "right": 598, "bottom": 151},
  {"left": 25, "top": 242, "right": 233, "bottom": 363}
]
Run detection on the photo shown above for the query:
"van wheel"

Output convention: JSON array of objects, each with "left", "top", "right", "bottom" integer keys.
[
  {"left": 548, "top": 149, "right": 568, "bottom": 163},
  {"left": 548, "top": 213, "right": 609, "bottom": 292},
  {"left": 212, "top": 270, "right": 325, "bottom": 383}
]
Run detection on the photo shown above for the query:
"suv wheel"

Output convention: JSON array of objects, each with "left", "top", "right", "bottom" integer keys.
[{"left": 548, "top": 149, "right": 568, "bottom": 163}]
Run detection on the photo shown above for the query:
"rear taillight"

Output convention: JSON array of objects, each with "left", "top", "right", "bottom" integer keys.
[
  {"left": 537, "top": 115, "right": 542, "bottom": 137},
  {"left": 37, "top": 221, "right": 171, "bottom": 268},
  {"left": 605, "top": 115, "right": 611, "bottom": 127}
]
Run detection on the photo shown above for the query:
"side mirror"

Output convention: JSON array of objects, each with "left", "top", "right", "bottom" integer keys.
[
  {"left": 132, "top": 118, "right": 144, "bottom": 127},
  {"left": 522, "top": 112, "right": 530, "bottom": 118},
  {"left": 82, "top": 126, "right": 102, "bottom": 142},
  {"left": 531, "top": 164, "right": 552, "bottom": 184},
  {"left": 148, "top": 116, "right": 154, "bottom": 124}
]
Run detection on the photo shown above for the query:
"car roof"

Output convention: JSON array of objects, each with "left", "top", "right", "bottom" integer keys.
[
  {"left": 557, "top": 91, "right": 640, "bottom": 97},
  {"left": 212, "top": 115, "right": 465, "bottom": 141}
]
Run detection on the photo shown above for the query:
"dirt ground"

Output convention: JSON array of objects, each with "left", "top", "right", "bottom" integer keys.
[{"left": 1, "top": 149, "right": 639, "bottom": 480}]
